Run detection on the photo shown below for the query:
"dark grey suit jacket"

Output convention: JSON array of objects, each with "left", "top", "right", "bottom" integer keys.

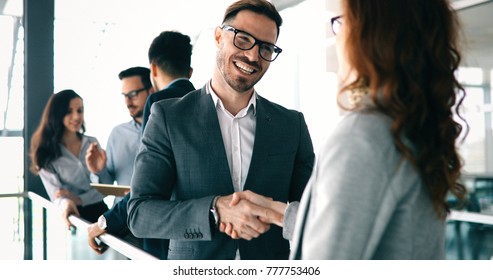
[
  {"left": 142, "top": 79, "right": 195, "bottom": 130},
  {"left": 128, "top": 86, "right": 314, "bottom": 260}
]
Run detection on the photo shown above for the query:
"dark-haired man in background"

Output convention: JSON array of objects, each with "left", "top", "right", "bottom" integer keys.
[{"left": 142, "top": 30, "right": 195, "bottom": 130}]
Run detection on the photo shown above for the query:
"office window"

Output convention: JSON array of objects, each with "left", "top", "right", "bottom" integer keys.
[
  {"left": 456, "top": 67, "right": 489, "bottom": 173},
  {"left": 0, "top": 3, "right": 24, "bottom": 260},
  {"left": 459, "top": 86, "right": 486, "bottom": 173},
  {"left": 0, "top": 12, "right": 24, "bottom": 195}
]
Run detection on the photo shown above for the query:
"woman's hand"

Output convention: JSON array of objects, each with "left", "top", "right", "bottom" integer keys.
[{"left": 59, "top": 199, "right": 80, "bottom": 230}]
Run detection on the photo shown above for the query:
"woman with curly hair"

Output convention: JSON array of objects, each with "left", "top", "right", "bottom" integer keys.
[
  {"left": 290, "top": 0, "right": 468, "bottom": 259},
  {"left": 30, "top": 89, "right": 108, "bottom": 225}
]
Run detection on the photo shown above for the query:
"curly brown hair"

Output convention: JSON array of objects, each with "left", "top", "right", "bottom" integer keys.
[{"left": 339, "top": 0, "right": 468, "bottom": 219}]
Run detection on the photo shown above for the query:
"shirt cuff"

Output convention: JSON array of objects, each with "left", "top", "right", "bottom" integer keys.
[{"left": 282, "top": 201, "right": 299, "bottom": 241}]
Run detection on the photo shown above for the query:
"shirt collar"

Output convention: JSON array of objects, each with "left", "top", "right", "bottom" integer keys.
[
  {"left": 166, "top": 78, "right": 189, "bottom": 89},
  {"left": 206, "top": 80, "right": 257, "bottom": 116},
  {"left": 130, "top": 118, "right": 142, "bottom": 129}
]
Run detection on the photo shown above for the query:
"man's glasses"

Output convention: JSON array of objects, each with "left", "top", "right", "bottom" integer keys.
[
  {"left": 221, "top": 25, "right": 282, "bottom": 62},
  {"left": 122, "top": 87, "right": 148, "bottom": 99},
  {"left": 331, "top": 15, "right": 343, "bottom": 35}
]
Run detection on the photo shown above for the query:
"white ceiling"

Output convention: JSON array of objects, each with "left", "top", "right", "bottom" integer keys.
[{"left": 453, "top": 0, "right": 493, "bottom": 70}]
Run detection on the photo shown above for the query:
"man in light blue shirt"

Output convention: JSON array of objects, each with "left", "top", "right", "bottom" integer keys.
[
  {"left": 87, "top": 67, "right": 154, "bottom": 186},
  {"left": 84, "top": 66, "right": 156, "bottom": 255}
]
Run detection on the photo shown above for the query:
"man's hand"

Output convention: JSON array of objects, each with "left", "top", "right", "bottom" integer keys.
[
  {"left": 59, "top": 199, "right": 80, "bottom": 230},
  {"left": 85, "top": 142, "right": 107, "bottom": 174},
  {"left": 215, "top": 192, "right": 284, "bottom": 240},
  {"left": 87, "top": 223, "right": 108, "bottom": 254},
  {"left": 219, "top": 191, "right": 287, "bottom": 240},
  {"left": 229, "top": 190, "right": 287, "bottom": 226}
]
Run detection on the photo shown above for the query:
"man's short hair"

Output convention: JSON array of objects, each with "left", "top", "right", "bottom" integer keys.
[
  {"left": 222, "top": 0, "right": 283, "bottom": 38},
  {"left": 118, "top": 66, "right": 152, "bottom": 89},
  {"left": 148, "top": 31, "right": 192, "bottom": 78}
]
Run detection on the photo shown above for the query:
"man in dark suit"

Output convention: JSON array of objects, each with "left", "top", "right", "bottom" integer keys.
[
  {"left": 128, "top": 0, "right": 314, "bottom": 260},
  {"left": 142, "top": 30, "right": 195, "bottom": 130}
]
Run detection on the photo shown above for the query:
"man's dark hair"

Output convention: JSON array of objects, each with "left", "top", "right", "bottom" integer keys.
[
  {"left": 222, "top": 0, "right": 283, "bottom": 38},
  {"left": 118, "top": 66, "right": 152, "bottom": 89},
  {"left": 148, "top": 31, "right": 192, "bottom": 77}
]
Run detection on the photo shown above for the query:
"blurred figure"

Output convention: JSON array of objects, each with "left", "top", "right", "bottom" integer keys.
[
  {"left": 30, "top": 89, "right": 108, "bottom": 225},
  {"left": 84, "top": 66, "right": 154, "bottom": 255},
  {"left": 142, "top": 30, "right": 195, "bottom": 130},
  {"left": 87, "top": 66, "right": 153, "bottom": 187},
  {"left": 290, "top": 0, "right": 468, "bottom": 259}
]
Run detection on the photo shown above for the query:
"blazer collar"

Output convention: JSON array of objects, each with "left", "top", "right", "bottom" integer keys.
[{"left": 166, "top": 78, "right": 190, "bottom": 89}]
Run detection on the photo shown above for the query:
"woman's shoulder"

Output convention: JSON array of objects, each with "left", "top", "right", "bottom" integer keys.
[
  {"left": 80, "top": 134, "right": 100, "bottom": 149},
  {"left": 321, "top": 109, "right": 397, "bottom": 163},
  {"left": 82, "top": 134, "right": 99, "bottom": 142},
  {"left": 337, "top": 109, "right": 392, "bottom": 139}
]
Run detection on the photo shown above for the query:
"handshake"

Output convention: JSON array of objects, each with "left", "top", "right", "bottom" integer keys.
[{"left": 215, "top": 190, "right": 289, "bottom": 241}]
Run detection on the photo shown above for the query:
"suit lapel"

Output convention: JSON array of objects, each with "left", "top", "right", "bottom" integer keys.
[
  {"left": 244, "top": 97, "right": 272, "bottom": 188},
  {"left": 195, "top": 88, "right": 234, "bottom": 190},
  {"left": 196, "top": 88, "right": 221, "bottom": 145}
]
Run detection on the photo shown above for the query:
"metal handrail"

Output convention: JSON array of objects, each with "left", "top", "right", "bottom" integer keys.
[
  {"left": 448, "top": 210, "right": 493, "bottom": 225},
  {"left": 3, "top": 191, "right": 493, "bottom": 259},
  {"left": 26, "top": 191, "right": 158, "bottom": 260},
  {"left": 452, "top": 0, "right": 493, "bottom": 11}
]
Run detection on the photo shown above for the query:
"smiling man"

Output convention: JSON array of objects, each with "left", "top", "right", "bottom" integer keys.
[
  {"left": 86, "top": 67, "right": 154, "bottom": 187},
  {"left": 128, "top": 0, "right": 315, "bottom": 260}
]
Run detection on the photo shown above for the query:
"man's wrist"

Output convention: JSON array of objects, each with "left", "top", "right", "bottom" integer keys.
[
  {"left": 97, "top": 214, "right": 107, "bottom": 230},
  {"left": 210, "top": 196, "right": 220, "bottom": 228}
]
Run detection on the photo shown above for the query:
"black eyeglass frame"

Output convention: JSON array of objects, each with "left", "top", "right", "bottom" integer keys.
[
  {"left": 221, "top": 25, "right": 283, "bottom": 62},
  {"left": 331, "top": 15, "right": 343, "bottom": 35},
  {"left": 122, "top": 87, "right": 149, "bottom": 99}
]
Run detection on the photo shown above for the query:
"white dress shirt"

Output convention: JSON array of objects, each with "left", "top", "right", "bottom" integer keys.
[
  {"left": 38, "top": 135, "right": 105, "bottom": 207},
  {"left": 206, "top": 82, "right": 256, "bottom": 192},
  {"left": 207, "top": 81, "right": 257, "bottom": 260}
]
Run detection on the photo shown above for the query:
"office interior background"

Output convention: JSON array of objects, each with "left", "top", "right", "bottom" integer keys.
[{"left": 0, "top": 0, "right": 492, "bottom": 260}]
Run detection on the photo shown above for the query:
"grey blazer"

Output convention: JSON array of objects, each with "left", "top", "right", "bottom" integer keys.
[
  {"left": 290, "top": 108, "right": 445, "bottom": 260},
  {"left": 128, "top": 86, "right": 315, "bottom": 260}
]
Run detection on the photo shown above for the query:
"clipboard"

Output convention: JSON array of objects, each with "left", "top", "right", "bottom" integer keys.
[{"left": 91, "top": 183, "right": 130, "bottom": 196}]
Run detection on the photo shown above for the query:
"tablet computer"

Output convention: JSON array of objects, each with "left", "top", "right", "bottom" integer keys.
[{"left": 90, "top": 183, "right": 130, "bottom": 196}]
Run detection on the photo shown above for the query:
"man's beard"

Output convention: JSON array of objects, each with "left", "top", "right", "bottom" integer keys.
[
  {"left": 128, "top": 106, "right": 143, "bottom": 119},
  {"left": 217, "top": 50, "right": 263, "bottom": 93}
]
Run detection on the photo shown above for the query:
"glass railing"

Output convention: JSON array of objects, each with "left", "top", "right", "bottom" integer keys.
[
  {"left": 0, "top": 191, "right": 158, "bottom": 260},
  {"left": 2, "top": 190, "right": 493, "bottom": 260},
  {"left": 445, "top": 174, "right": 493, "bottom": 260}
]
